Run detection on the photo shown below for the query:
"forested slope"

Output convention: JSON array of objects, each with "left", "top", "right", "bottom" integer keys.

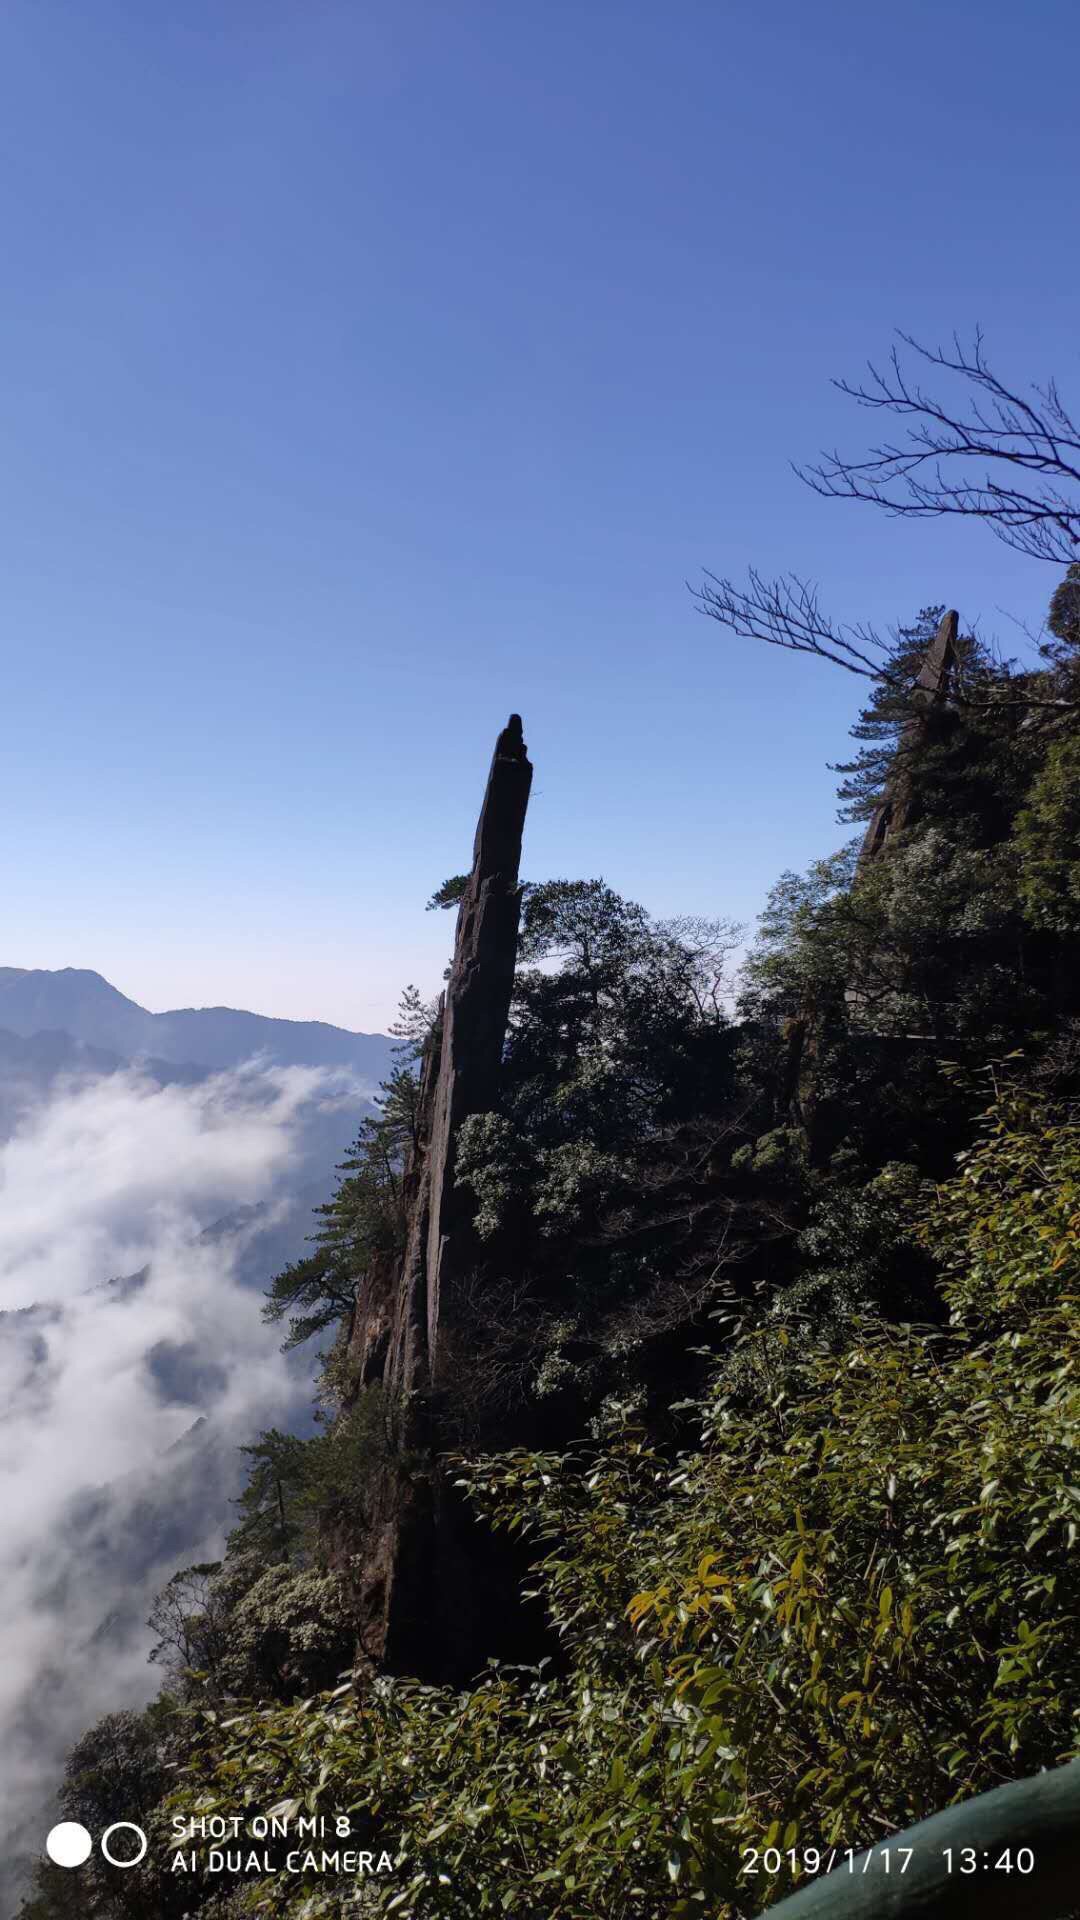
[{"left": 20, "top": 562, "right": 1080, "bottom": 1920}]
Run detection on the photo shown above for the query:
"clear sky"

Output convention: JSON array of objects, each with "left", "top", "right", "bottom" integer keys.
[{"left": 0, "top": 0, "right": 1076, "bottom": 1031}]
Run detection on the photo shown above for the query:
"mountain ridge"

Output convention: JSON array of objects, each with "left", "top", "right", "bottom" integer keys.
[{"left": 0, "top": 967, "right": 393, "bottom": 1077}]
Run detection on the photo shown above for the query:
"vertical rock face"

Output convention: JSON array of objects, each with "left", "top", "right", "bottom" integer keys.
[
  {"left": 911, "top": 609, "right": 959, "bottom": 706},
  {"left": 859, "top": 609, "right": 959, "bottom": 866},
  {"left": 424, "top": 713, "right": 533, "bottom": 1375},
  {"left": 345, "top": 715, "right": 533, "bottom": 1676}
]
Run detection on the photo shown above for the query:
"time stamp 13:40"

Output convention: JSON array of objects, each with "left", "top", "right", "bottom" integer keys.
[{"left": 740, "top": 1845, "right": 1036, "bottom": 1879}]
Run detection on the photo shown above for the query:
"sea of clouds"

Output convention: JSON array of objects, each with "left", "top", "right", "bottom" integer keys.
[{"left": 0, "top": 1061, "right": 364, "bottom": 1886}]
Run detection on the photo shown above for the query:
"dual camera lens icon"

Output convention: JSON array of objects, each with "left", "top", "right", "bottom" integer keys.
[{"left": 46, "top": 1821, "right": 148, "bottom": 1869}]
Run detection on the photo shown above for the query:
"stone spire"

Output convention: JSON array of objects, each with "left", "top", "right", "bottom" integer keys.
[
  {"left": 344, "top": 715, "right": 533, "bottom": 1676},
  {"left": 422, "top": 712, "right": 532, "bottom": 1375}
]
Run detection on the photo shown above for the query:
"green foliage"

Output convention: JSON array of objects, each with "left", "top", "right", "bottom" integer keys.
[
  {"left": 1014, "top": 731, "right": 1080, "bottom": 933},
  {"left": 293, "top": 1383, "right": 400, "bottom": 1537},
  {"left": 778, "top": 1159, "right": 933, "bottom": 1326},
  {"left": 260, "top": 1245, "right": 359, "bottom": 1353},
  {"left": 146, "top": 1544, "right": 355, "bottom": 1706},
  {"left": 387, "top": 983, "right": 441, "bottom": 1061},
  {"left": 231, "top": 1388, "right": 400, "bottom": 1567},
  {"left": 454, "top": 1111, "right": 529, "bottom": 1241},
  {"left": 146, "top": 1545, "right": 354, "bottom": 1704},
  {"left": 166, "top": 1090, "right": 1080, "bottom": 1917},
  {"left": 831, "top": 605, "right": 946, "bottom": 823},
  {"left": 139, "top": 1390, "right": 398, "bottom": 1716},
  {"left": 454, "top": 881, "right": 745, "bottom": 1385},
  {"left": 59, "top": 1706, "right": 174, "bottom": 1841},
  {"left": 426, "top": 874, "right": 469, "bottom": 912},
  {"left": 231, "top": 1429, "right": 311, "bottom": 1560},
  {"left": 747, "top": 606, "right": 1038, "bottom": 1009},
  {"left": 444, "top": 882, "right": 754, "bottom": 1419},
  {"left": 263, "top": 993, "right": 428, "bottom": 1352},
  {"left": 738, "top": 845, "right": 863, "bottom": 1035},
  {"left": 533, "top": 1139, "right": 628, "bottom": 1235},
  {"left": 147, "top": 1562, "right": 232, "bottom": 1689},
  {"left": 1047, "top": 562, "right": 1080, "bottom": 655},
  {"left": 926, "top": 1076, "right": 1080, "bottom": 1322},
  {"left": 744, "top": 814, "right": 1032, "bottom": 1054},
  {"left": 17, "top": 1702, "right": 189, "bottom": 1919},
  {"left": 731, "top": 1124, "right": 808, "bottom": 1181},
  {"left": 131, "top": 1407, "right": 400, "bottom": 1800},
  {"left": 214, "top": 1560, "right": 355, "bottom": 1700},
  {"left": 735, "top": 610, "right": 1077, "bottom": 1181},
  {"left": 30, "top": 584, "right": 1080, "bottom": 1920}
]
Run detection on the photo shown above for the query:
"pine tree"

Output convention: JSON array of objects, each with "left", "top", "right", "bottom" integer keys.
[
  {"left": 1047, "top": 561, "right": 1080, "bottom": 655},
  {"left": 830, "top": 605, "right": 946, "bottom": 823},
  {"left": 231, "top": 1429, "right": 310, "bottom": 1560},
  {"left": 262, "top": 991, "right": 432, "bottom": 1349}
]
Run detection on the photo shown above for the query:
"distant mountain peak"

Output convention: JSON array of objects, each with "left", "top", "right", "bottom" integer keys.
[{"left": 0, "top": 966, "right": 393, "bottom": 1077}]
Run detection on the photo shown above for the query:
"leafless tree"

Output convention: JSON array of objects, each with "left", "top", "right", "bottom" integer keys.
[
  {"left": 146, "top": 1561, "right": 229, "bottom": 1687},
  {"left": 692, "top": 568, "right": 893, "bottom": 683},
  {"left": 800, "top": 330, "right": 1080, "bottom": 564},
  {"left": 691, "top": 331, "right": 1080, "bottom": 709}
]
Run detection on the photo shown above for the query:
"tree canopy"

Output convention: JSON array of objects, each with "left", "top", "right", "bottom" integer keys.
[{"left": 22, "top": 336, "right": 1080, "bottom": 1920}]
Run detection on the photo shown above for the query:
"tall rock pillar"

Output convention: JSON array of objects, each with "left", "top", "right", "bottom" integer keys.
[
  {"left": 345, "top": 715, "right": 533, "bottom": 1677},
  {"left": 423, "top": 713, "right": 533, "bottom": 1375}
]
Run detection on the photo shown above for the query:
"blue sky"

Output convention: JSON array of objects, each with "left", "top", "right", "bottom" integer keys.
[{"left": 0, "top": 0, "right": 1076, "bottom": 1030}]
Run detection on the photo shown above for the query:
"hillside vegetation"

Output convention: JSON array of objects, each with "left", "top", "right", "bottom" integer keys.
[{"left": 22, "top": 341, "right": 1080, "bottom": 1920}]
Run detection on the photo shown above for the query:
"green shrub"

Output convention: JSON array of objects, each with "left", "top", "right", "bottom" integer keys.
[{"left": 167, "top": 1092, "right": 1080, "bottom": 1918}]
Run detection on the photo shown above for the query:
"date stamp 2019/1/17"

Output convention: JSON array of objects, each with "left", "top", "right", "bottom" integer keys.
[{"left": 740, "top": 1843, "right": 1036, "bottom": 1881}]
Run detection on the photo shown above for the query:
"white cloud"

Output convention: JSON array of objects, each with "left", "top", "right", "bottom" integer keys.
[{"left": 0, "top": 1063, "right": 346, "bottom": 1882}]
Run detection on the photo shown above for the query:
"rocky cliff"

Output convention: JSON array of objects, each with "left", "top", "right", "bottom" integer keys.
[{"left": 345, "top": 715, "right": 534, "bottom": 1678}]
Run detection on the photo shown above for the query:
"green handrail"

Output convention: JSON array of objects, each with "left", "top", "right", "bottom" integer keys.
[{"left": 758, "top": 1760, "right": 1080, "bottom": 1920}]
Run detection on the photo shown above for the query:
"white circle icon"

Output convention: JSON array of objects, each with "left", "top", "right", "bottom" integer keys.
[
  {"left": 101, "top": 1822, "right": 148, "bottom": 1867},
  {"left": 45, "top": 1822, "right": 93, "bottom": 1867}
]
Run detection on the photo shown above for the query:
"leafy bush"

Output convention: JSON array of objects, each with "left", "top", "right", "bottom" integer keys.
[
  {"left": 216, "top": 1562, "right": 355, "bottom": 1700},
  {"left": 166, "top": 1091, "right": 1080, "bottom": 1918},
  {"left": 1014, "top": 732, "right": 1080, "bottom": 933}
]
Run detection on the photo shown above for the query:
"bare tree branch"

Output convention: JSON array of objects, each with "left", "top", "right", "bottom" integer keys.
[
  {"left": 690, "top": 568, "right": 892, "bottom": 680},
  {"left": 796, "top": 330, "right": 1080, "bottom": 563},
  {"left": 692, "top": 568, "right": 1078, "bottom": 712}
]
